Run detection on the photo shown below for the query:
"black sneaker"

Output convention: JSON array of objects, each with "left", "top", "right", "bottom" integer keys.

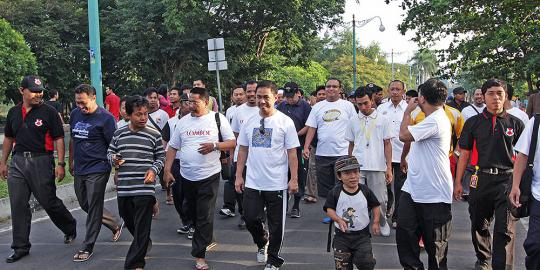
[
  {"left": 219, "top": 208, "right": 236, "bottom": 217},
  {"left": 64, "top": 232, "right": 76, "bottom": 244},
  {"left": 290, "top": 208, "right": 301, "bottom": 218},
  {"left": 238, "top": 218, "right": 246, "bottom": 230},
  {"left": 187, "top": 227, "right": 195, "bottom": 239},
  {"left": 177, "top": 225, "right": 190, "bottom": 234}
]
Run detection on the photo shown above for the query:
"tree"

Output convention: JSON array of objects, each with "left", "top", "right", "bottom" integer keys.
[
  {"left": 410, "top": 49, "right": 438, "bottom": 84},
  {"left": 0, "top": 18, "right": 37, "bottom": 103},
  {"left": 264, "top": 61, "right": 329, "bottom": 93},
  {"left": 391, "top": 0, "right": 540, "bottom": 92}
]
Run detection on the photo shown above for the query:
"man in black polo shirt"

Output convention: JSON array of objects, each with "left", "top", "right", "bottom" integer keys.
[
  {"left": 277, "top": 82, "right": 311, "bottom": 218},
  {"left": 0, "top": 76, "right": 77, "bottom": 263},
  {"left": 454, "top": 79, "right": 524, "bottom": 270}
]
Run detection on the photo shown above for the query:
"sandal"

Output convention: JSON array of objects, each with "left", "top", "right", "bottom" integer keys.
[
  {"left": 112, "top": 221, "right": 124, "bottom": 242},
  {"left": 195, "top": 262, "right": 209, "bottom": 270},
  {"left": 73, "top": 250, "right": 93, "bottom": 262},
  {"left": 166, "top": 196, "right": 174, "bottom": 205},
  {"left": 303, "top": 196, "right": 317, "bottom": 204}
]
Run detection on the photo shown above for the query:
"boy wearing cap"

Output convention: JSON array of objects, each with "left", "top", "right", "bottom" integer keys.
[
  {"left": 447, "top": 87, "right": 470, "bottom": 112},
  {"left": 324, "top": 156, "right": 381, "bottom": 270}
]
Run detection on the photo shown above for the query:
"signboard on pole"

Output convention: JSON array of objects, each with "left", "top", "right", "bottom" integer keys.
[{"left": 207, "top": 38, "right": 227, "bottom": 112}]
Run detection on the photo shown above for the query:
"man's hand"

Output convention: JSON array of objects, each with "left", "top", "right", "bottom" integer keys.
[
  {"left": 114, "top": 171, "right": 119, "bottom": 185},
  {"left": 288, "top": 178, "right": 299, "bottom": 194},
  {"left": 509, "top": 187, "right": 522, "bottom": 208},
  {"left": 112, "top": 154, "right": 124, "bottom": 168},
  {"left": 336, "top": 218, "right": 348, "bottom": 233},
  {"left": 385, "top": 168, "right": 393, "bottom": 184},
  {"left": 68, "top": 160, "right": 74, "bottom": 176},
  {"left": 302, "top": 147, "right": 310, "bottom": 159},
  {"left": 144, "top": 170, "right": 156, "bottom": 184},
  {"left": 400, "top": 159, "right": 408, "bottom": 173},
  {"left": 164, "top": 171, "right": 176, "bottom": 187},
  {"left": 405, "top": 97, "right": 418, "bottom": 114},
  {"left": 0, "top": 163, "right": 8, "bottom": 180},
  {"left": 453, "top": 183, "right": 463, "bottom": 201},
  {"left": 198, "top": 143, "right": 215, "bottom": 155},
  {"left": 56, "top": 166, "right": 65, "bottom": 182},
  {"left": 235, "top": 176, "right": 245, "bottom": 193},
  {"left": 371, "top": 223, "right": 381, "bottom": 235}
]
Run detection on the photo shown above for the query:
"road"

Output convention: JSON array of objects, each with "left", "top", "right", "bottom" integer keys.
[{"left": 0, "top": 182, "right": 528, "bottom": 270}]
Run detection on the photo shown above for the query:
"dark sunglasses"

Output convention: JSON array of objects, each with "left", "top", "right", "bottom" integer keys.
[{"left": 259, "top": 118, "right": 265, "bottom": 134}]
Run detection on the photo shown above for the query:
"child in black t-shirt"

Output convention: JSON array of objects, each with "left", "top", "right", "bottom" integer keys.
[{"left": 324, "top": 156, "right": 381, "bottom": 270}]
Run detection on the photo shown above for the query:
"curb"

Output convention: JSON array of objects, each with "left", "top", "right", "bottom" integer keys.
[{"left": 0, "top": 175, "right": 116, "bottom": 220}]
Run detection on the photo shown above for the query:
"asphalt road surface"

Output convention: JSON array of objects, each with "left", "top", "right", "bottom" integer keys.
[{"left": 0, "top": 182, "right": 528, "bottom": 270}]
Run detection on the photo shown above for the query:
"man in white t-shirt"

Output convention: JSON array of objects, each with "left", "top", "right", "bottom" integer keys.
[
  {"left": 144, "top": 87, "right": 169, "bottom": 131},
  {"left": 163, "top": 87, "right": 236, "bottom": 270},
  {"left": 235, "top": 80, "right": 299, "bottom": 270},
  {"left": 377, "top": 80, "right": 408, "bottom": 225},
  {"left": 506, "top": 84, "right": 530, "bottom": 125},
  {"left": 511, "top": 115, "right": 540, "bottom": 270},
  {"left": 396, "top": 79, "right": 453, "bottom": 270},
  {"left": 461, "top": 88, "right": 486, "bottom": 121},
  {"left": 222, "top": 80, "right": 259, "bottom": 229},
  {"left": 303, "top": 78, "right": 357, "bottom": 198},
  {"left": 225, "top": 85, "right": 246, "bottom": 123},
  {"left": 345, "top": 87, "right": 393, "bottom": 237}
]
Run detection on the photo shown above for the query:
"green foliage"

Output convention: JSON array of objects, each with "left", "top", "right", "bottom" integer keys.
[
  {"left": 0, "top": 18, "right": 37, "bottom": 103},
  {"left": 264, "top": 61, "right": 329, "bottom": 93},
  {"left": 393, "top": 0, "right": 540, "bottom": 93}
]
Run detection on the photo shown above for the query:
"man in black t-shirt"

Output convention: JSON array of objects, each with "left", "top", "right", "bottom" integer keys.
[{"left": 0, "top": 76, "right": 76, "bottom": 263}]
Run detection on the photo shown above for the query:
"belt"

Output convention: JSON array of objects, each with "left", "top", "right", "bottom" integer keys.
[
  {"left": 14, "top": 152, "right": 53, "bottom": 158},
  {"left": 479, "top": 168, "right": 513, "bottom": 175}
]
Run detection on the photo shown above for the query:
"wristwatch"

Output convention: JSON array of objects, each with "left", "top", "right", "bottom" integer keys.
[
  {"left": 57, "top": 161, "right": 66, "bottom": 167},
  {"left": 213, "top": 142, "right": 219, "bottom": 151}
]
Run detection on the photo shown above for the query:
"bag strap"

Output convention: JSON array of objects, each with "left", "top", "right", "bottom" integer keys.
[
  {"left": 527, "top": 113, "right": 540, "bottom": 166},
  {"left": 471, "top": 105, "right": 480, "bottom": 114},
  {"left": 148, "top": 114, "right": 162, "bottom": 133},
  {"left": 214, "top": 112, "right": 223, "bottom": 143}
]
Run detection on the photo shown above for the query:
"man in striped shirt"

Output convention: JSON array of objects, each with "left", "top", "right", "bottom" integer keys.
[{"left": 107, "top": 96, "right": 165, "bottom": 270}]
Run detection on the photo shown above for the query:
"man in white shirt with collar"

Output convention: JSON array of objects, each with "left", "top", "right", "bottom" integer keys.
[
  {"left": 303, "top": 78, "right": 357, "bottom": 199},
  {"left": 397, "top": 79, "right": 453, "bottom": 270},
  {"left": 461, "top": 88, "right": 486, "bottom": 121},
  {"left": 346, "top": 87, "right": 393, "bottom": 237},
  {"left": 377, "top": 80, "right": 408, "bottom": 225}
]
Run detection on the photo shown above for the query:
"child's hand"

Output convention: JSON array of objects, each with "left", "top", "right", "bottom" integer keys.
[
  {"left": 372, "top": 223, "right": 381, "bottom": 235},
  {"left": 337, "top": 218, "right": 348, "bottom": 233}
]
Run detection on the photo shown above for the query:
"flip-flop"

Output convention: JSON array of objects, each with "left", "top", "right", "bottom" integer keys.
[
  {"left": 73, "top": 250, "right": 93, "bottom": 262},
  {"left": 112, "top": 221, "right": 124, "bottom": 242},
  {"left": 195, "top": 262, "right": 209, "bottom": 270},
  {"left": 303, "top": 196, "right": 317, "bottom": 204}
]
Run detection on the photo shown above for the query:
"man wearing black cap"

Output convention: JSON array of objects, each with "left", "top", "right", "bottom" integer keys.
[
  {"left": 276, "top": 82, "right": 311, "bottom": 218},
  {"left": 365, "top": 83, "right": 384, "bottom": 108},
  {"left": 0, "top": 76, "right": 77, "bottom": 263},
  {"left": 447, "top": 87, "right": 470, "bottom": 111}
]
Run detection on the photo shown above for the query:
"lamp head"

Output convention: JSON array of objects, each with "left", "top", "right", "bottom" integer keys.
[{"left": 379, "top": 24, "right": 386, "bottom": 32}]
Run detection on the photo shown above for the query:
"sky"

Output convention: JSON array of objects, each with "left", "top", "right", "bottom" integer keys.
[{"left": 331, "top": 0, "right": 449, "bottom": 65}]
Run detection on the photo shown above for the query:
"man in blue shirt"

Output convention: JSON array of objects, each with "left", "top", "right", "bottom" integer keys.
[
  {"left": 69, "top": 84, "right": 123, "bottom": 262},
  {"left": 276, "top": 82, "right": 311, "bottom": 218}
]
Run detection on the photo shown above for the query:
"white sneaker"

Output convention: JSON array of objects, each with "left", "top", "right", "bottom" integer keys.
[
  {"left": 264, "top": 264, "right": 280, "bottom": 270},
  {"left": 219, "top": 208, "right": 236, "bottom": 217},
  {"left": 380, "top": 221, "right": 391, "bottom": 237},
  {"left": 256, "top": 244, "right": 268, "bottom": 263}
]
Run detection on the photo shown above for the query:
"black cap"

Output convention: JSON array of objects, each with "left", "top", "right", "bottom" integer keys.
[
  {"left": 453, "top": 87, "right": 466, "bottom": 94},
  {"left": 283, "top": 82, "right": 299, "bottom": 97},
  {"left": 21, "top": 75, "right": 45, "bottom": 92},
  {"left": 364, "top": 83, "right": 382, "bottom": 94}
]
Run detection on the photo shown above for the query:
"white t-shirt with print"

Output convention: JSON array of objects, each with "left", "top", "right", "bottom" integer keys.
[
  {"left": 401, "top": 108, "right": 453, "bottom": 204},
  {"left": 237, "top": 111, "right": 300, "bottom": 191},
  {"left": 508, "top": 107, "right": 530, "bottom": 125},
  {"left": 226, "top": 105, "right": 239, "bottom": 123},
  {"left": 231, "top": 103, "right": 260, "bottom": 161},
  {"left": 514, "top": 116, "right": 540, "bottom": 201},
  {"left": 305, "top": 99, "right": 357, "bottom": 156},
  {"left": 345, "top": 109, "right": 393, "bottom": 171},
  {"left": 148, "top": 109, "right": 169, "bottom": 130},
  {"left": 378, "top": 100, "right": 408, "bottom": 163},
  {"left": 461, "top": 104, "right": 486, "bottom": 121},
  {"left": 168, "top": 112, "right": 235, "bottom": 181}
]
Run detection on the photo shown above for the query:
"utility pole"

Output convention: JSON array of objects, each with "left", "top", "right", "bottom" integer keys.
[
  {"left": 391, "top": 49, "right": 395, "bottom": 80},
  {"left": 352, "top": 15, "right": 357, "bottom": 91},
  {"left": 88, "top": 0, "right": 103, "bottom": 106}
]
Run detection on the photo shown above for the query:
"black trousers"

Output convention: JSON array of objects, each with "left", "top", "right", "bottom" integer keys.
[
  {"left": 182, "top": 172, "right": 220, "bottom": 258},
  {"left": 468, "top": 172, "right": 516, "bottom": 270},
  {"left": 287, "top": 148, "right": 307, "bottom": 209},
  {"left": 171, "top": 159, "right": 191, "bottom": 226},
  {"left": 243, "top": 187, "right": 287, "bottom": 267},
  {"left": 525, "top": 198, "right": 540, "bottom": 270},
  {"left": 117, "top": 195, "right": 155, "bottom": 270},
  {"left": 74, "top": 171, "right": 121, "bottom": 251},
  {"left": 7, "top": 154, "right": 76, "bottom": 253},
  {"left": 391, "top": 162, "right": 407, "bottom": 223},
  {"left": 315, "top": 155, "right": 345, "bottom": 198},
  {"left": 333, "top": 230, "right": 375, "bottom": 270},
  {"left": 222, "top": 162, "right": 244, "bottom": 215},
  {"left": 396, "top": 192, "right": 452, "bottom": 270}
]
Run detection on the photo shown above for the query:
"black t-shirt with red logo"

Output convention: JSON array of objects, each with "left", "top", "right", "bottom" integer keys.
[
  {"left": 4, "top": 103, "right": 64, "bottom": 153},
  {"left": 459, "top": 108, "right": 524, "bottom": 170}
]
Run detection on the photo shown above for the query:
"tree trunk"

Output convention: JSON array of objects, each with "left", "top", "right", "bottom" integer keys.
[{"left": 527, "top": 72, "right": 533, "bottom": 94}]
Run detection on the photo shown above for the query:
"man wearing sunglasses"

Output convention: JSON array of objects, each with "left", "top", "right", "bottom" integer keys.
[
  {"left": 1, "top": 76, "right": 77, "bottom": 263},
  {"left": 235, "top": 80, "right": 300, "bottom": 270}
]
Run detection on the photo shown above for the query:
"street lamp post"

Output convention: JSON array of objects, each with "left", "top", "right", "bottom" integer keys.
[
  {"left": 352, "top": 15, "right": 385, "bottom": 91},
  {"left": 88, "top": 0, "right": 103, "bottom": 106}
]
